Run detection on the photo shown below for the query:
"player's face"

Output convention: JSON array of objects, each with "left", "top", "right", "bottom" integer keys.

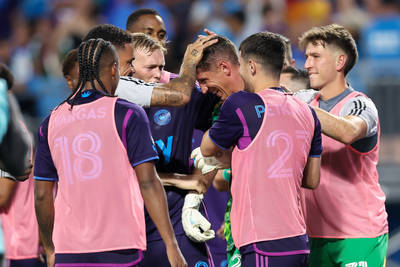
[
  {"left": 196, "top": 67, "right": 230, "bottom": 100},
  {"left": 117, "top": 43, "right": 135, "bottom": 77},
  {"left": 132, "top": 48, "right": 165, "bottom": 83},
  {"left": 304, "top": 42, "right": 337, "bottom": 90},
  {"left": 128, "top": 14, "right": 167, "bottom": 47},
  {"left": 65, "top": 62, "right": 79, "bottom": 90}
]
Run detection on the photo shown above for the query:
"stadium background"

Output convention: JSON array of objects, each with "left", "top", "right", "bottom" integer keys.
[{"left": 0, "top": 0, "right": 399, "bottom": 265}]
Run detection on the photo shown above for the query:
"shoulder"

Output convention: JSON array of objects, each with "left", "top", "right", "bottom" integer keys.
[
  {"left": 223, "top": 91, "right": 261, "bottom": 109},
  {"left": 340, "top": 94, "right": 378, "bottom": 116},
  {"left": 294, "top": 89, "right": 319, "bottom": 104},
  {"left": 115, "top": 99, "right": 149, "bottom": 122},
  {"left": 118, "top": 76, "right": 155, "bottom": 87}
]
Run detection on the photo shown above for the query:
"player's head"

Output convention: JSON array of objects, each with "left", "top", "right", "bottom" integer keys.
[
  {"left": 0, "top": 63, "right": 14, "bottom": 90},
  {"left": 84, "top": 24, "right": 134, "bottom": 76},
  {"left": 196, "top": 35, "right": 243, "bottom": 100},
  {"left": 130, "top": 33, "right": 166, "bottom": 83},
  {"left": 62, "top": 49, "right": 79, "bottom": 90},
  {"left": 63, "top": 38, "right": 119, "bottom": 108},
  {"left": 280, "top": 66, "right": 310, "bottom": 93},
  {"left": 278, "top": 34, "right": 295, "bottom": 68},
  {"left": 299, "top": 24, "right": 358, "bottom": 90},
  {"left": 126, "top": 8, "right": 167, "bottom": 47},
  {"left": 239, "top": 31, "right": 285, "bottom": 93}
]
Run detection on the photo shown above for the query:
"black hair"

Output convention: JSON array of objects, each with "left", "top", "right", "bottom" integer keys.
[
  {"left": 239, "top": 31, "right": 285, "bottom": 79},
  {"left": 197, "top": 35, "right": 239, "bottom": 71},
  {"left": 83, "top": 24, "right": 133, "bottom": 48},
  {"left": 60, "top": 38, "right": 117, "bottom": 110},
  {"left": 126, "top": 8, "right": 161, "bottom": 30},
  {"left": 282, "top": 66, "right": 310, "bottom": 88},
  {"left": 62, "top": 48, "right": 78, "bottom": 78},
  {"left": 0, "top": 63, "right": 14, "bottom": 90}
]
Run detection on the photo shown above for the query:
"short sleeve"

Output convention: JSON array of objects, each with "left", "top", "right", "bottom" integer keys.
[
  {"left": 116, "top": 77, "right": 155, "bottom": 107},
  {"left": 339, "top": 95, "right": 379, "bottom": 137},
  {"left": 115, "top": 101, "right": 159, "bottom": 167},
  {"left": 34, "top": 115, "right": 59, "bottom": 181},
  {"left": 308, "top": 107, "right": 322, "bottom": 157},
  {"left": 208, "top": 93, "right": 244, "bottom": 150}
]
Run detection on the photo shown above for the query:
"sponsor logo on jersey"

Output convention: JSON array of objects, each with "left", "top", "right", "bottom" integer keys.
[{"left": 154, "top": 109, "right": 171, "bottom": 126}]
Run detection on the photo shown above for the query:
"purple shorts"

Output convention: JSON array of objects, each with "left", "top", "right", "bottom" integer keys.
[
  {"left": 55, "top": 249, "right": 142, "bottom": 266},
  {"left": 139, "top": 234, "right": 213, "bottom": 267},
  {"left": 8, "top": 258, "right": 46, "bottom": 267}
]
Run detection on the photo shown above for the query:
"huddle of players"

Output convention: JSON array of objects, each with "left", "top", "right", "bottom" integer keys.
[{"left": 31, "top": 8, "right": 387, "bottom": 267}]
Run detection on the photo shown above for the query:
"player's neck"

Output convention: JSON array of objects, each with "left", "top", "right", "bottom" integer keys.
[
  {"left": 319, "top": 75, "right": 347, "bottom": 101},
  {"left": 253, "top": 77, "right": 280, "bottom": 93}
]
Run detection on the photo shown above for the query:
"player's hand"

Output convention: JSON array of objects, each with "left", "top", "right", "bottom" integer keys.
[
  {"left": 182, "top": 35, "right": 218, "bottom": 66},
  {"left": 216, "top": 222, "right": 225, "bottom": 239},
  {"left": 166, "top": 243, "right": 187, "bottom": 267},
  {"left": 204, "top": 28, "right": 217, "bottom": 36},
  {"left": 182, "top": 193, "right": 215, "bottom": 242},
  {"left": 191, "top": 147, "right": 229, "bottom": 174}
]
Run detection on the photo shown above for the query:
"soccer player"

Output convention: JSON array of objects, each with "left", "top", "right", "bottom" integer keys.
[
  {"left": 128, "top": 33, "right": 219, "bottom": 267},
  {"left": 126, "top": 8, "right": 167, "bottom": 48},
  {"left": 200, "top": 32, "right": 322, "bottom": 266},
  {"left": 195, "top": 35, "right": 244, "bottom": 267},
  {"left": 298, "top": 24, "right": 388, "bottom": 267},
  {"left": 34, "top": 38, "right": 187, "bottom": 267},
  {"left": 84, "top": 24, "right": 217, "bottom": 108},
  {"left": 0, "top": 170, "right": 45, "bottom": 267},
  {"left": 62, "top": 48, "right": 78, "bottom": 90},
  {"left": 280, "top": 66, "right": 310, "bottom": 93}
]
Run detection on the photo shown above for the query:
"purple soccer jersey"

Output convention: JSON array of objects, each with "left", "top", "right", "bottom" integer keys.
[
  {"left": 33, "top": 90, "right": 158, "bottom": 265},
  {"left": 34, "top": 90, "right": 158, "bottom": 181},
  {"left": 209, "top": 88, "right": 322, "bottom": 156},
  {"left": 207, "top": 88, "right": 322, "bottom": 258}
]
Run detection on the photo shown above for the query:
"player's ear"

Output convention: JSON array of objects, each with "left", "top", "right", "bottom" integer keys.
[
  {"left": 219, "top": 60, "right": 231, "bottom": 76},
  {"left": 336, "top": 54, "right": 346, "bottom": 73},
  {"left": 249, "top": 59, "right": 256, "bottom": 76}
]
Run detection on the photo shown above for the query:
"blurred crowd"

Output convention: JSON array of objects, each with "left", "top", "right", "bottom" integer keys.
[{"left": 0, "top": 0, "right": 399, "bottom": 133}]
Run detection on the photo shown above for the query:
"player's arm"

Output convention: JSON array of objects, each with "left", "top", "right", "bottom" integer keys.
[
  {"left": 302, "top": 107, "right": 322, "bottom": 189},
  {"left": 312, "top": 107, "right": 367, "bottom": 145},
  {"left": 34, "top": 180, "right": 55, "bottom": 267},
  {"left": 213, "top": 169, "right": 230, "bottom": 192},
  {"left": 134, "top": 162, "right": 187, "bottom": 267},
  {"left": 0, "top": 174, "right": 16, "bottom": 209},
  {"left": 150, "top": 35, "right": 218, "bottom": 107},
  {"left": 160, "top": 169, "right": 214, "bottom": 195}
]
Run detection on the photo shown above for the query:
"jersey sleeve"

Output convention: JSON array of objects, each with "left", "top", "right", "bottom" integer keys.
[
  {"left": 115, "top": 100, "right": 159, "bottom": 167},
  {"left": 34, "top": 115, "right": 59, "bottom": 181},
  {"left": 309, "top": 106, "right": 322, "bottom": 157},
  {"left": 115, "top": 77, "right": 155, "bottom": 108},
  {"left": 208, "top": 93, "right": 244, "bottom": 150},
  {"left": 339, "top": 95, "right": 379, "bottom": 138}
]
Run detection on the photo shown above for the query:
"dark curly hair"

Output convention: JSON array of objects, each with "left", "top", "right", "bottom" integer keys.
[{"left": 83, "top": 24, "right": 133, "bottom": 48}]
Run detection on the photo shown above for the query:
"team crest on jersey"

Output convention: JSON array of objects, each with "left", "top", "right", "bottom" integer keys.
[{"left": 154, "top": 109, "right": 171, "bottom": 126}]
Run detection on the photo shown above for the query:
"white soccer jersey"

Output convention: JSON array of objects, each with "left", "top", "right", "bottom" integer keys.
[{"left": 115, "top": 76, "right": 155, "bottom": 107}]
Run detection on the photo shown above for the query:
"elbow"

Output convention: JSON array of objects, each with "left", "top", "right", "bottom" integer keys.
[{"left": 302, "top": 177, "right": 320, "bottom": 189}]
